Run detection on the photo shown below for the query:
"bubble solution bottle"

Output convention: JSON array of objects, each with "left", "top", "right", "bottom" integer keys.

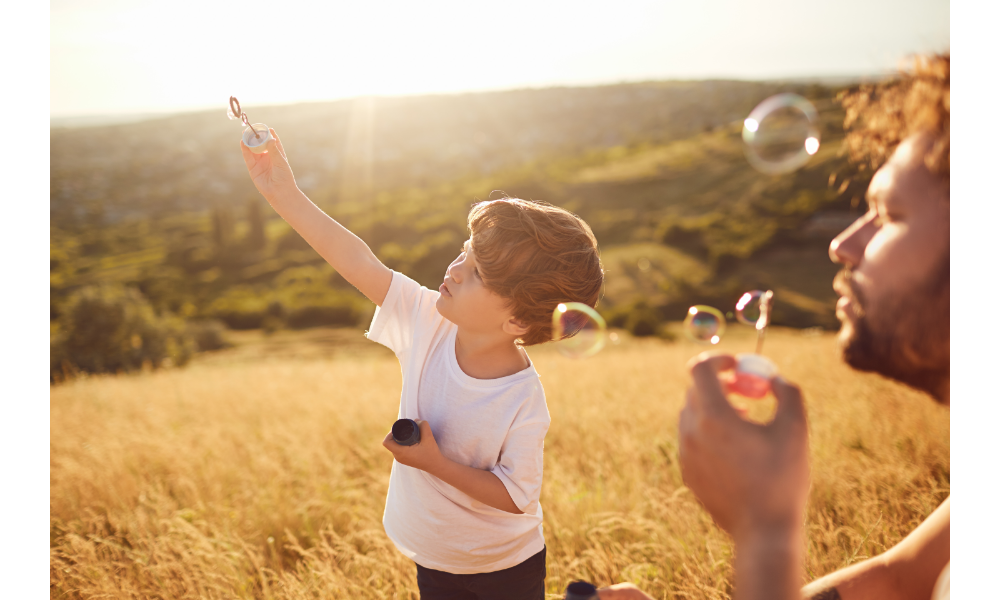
[
  {"left": 564, "top": 580, "right": 599, "bottom": 600},
  {"left": 391, "top": 418, "right": 421, "bottom": 446}
]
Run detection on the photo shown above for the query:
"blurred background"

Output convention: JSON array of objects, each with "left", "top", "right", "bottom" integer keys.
[{"left": 49, "top": 0, "right": 950, "bottom": 378}]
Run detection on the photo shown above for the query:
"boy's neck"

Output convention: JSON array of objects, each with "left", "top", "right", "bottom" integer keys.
[{"left": 454, "top": 328, "right": 529, "bottom": 380}]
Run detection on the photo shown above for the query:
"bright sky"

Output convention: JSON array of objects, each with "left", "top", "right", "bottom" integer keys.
[{"left": 51, "top": 0, "right": 949, "bottom": 118}]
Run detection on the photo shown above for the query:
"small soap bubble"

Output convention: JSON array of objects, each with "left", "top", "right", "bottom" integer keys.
[
  {"left": 227, "top": 107, "right": 239, "bottom": 120},
  {"left": 735, "top": 290, "right": 765, "bottom": 326},
  {"left": 637, "top": 257, "right": 651, "bottom": 272},
  {"left": 553, "top": 302, "right": 607, "bottom": 358},
  {"left": 683, "top": 305, "right": 726, "bottom": 344},
  {"left": 742, "top": 93, "right": 821, "bottom": 175}
]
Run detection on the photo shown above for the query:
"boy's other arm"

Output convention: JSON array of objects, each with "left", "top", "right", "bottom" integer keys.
[
  {"left": 241, "top": 131, "right": 392, "bottom": 306},
  {"left": 800, "top": 497, "right": 950, "bottom": 600},
  {"left": 381, "top": 421, "right": 524, "bottom": 514}
]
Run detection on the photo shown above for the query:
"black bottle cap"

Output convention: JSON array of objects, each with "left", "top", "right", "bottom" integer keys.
[
  {"left": 391, "top": 418, "right": 421, "bottom": 446},
  {"left": 565, "top": 580, "right": 599, "bottom": 600}
]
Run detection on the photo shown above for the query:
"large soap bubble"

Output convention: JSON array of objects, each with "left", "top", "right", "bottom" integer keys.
[
  {"left": 683, "top": 305, "right": 726, "bottom": 344},
  {"left": 552, "top": 302, "right": 607, "bottom": 358},
  {"left": 742, "top": 93, "right": 821, "bottom": 175}
]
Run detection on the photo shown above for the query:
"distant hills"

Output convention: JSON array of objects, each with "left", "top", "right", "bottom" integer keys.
[{"left": 50, "top": 79, "right": 872, "bottom": 337}]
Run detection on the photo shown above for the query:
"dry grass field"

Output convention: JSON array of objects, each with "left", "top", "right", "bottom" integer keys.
[{"left": 50, "top": 327, "right": 949, "bottom": 599}]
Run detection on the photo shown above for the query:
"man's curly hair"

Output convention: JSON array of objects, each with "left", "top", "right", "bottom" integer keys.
[{"left": 839, "top": 53, "right": 950, "bottom": 178}]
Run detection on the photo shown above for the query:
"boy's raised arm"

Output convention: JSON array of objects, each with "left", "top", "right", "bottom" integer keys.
[{"left": 240, "top": 129, "right": 392, "bottom": 306}]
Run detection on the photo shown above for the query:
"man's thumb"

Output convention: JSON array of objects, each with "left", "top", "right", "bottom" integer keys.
[{"left": 770, "top": 376, "right": 807, "bottom": 431}]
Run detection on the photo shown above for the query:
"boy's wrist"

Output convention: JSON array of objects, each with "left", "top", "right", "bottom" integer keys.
[{"left": 422, "top": 451, "right": 452, "bottom": 479}]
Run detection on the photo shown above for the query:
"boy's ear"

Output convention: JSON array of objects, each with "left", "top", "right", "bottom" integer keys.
[{"left": 502, "top": 316, "right": 530, "bottom": 337}]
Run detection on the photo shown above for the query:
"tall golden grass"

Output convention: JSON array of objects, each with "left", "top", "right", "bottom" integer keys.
[{"left": 50, "top": 328, "right": 949, "bottom": 599}]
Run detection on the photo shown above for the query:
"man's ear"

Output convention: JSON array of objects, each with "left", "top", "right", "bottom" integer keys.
[{"left": 502, "top": 316, "right": 529, "bottom": 337}]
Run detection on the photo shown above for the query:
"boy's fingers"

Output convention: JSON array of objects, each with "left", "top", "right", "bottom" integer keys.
[
  {"left": 415, "top": 419, "right": 434, "bottom": 441},
  {"left": 270, "top": 128, "right": 288, "bottom": 161},
  {"left": 239, "top": 139, "right": 255, "bottom": 167},
  {"left": 381, "top": 431, "right": 396, "bottom": 449},
  {"left": 265, "top": 138, "right": 284, "bottom": 163}
]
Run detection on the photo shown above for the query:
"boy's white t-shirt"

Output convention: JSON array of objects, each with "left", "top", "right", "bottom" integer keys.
[{"left": 366, "top": 271, "right": 550, "bottom": 575}]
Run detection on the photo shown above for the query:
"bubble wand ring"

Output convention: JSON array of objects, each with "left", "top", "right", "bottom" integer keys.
[
  {"left": 229, "top": 96, "right": 260, "bottom": 139},
  {"left": 731, "top": 289, "right": 778, "bottom": 399}
]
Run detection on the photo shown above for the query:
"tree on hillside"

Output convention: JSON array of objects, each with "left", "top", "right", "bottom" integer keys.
[{"left": 50, "top": 284, "right": 195, "bottom": 381}]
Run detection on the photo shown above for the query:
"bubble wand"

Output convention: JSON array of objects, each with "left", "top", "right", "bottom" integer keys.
[
  {"left": 228, "top": 96, "right": 273, "bottom": 154},
  {"left": 754, "top": 289, "right": 774, "bottom": 354},
  {"left": 730, "top": 289, "right": 779, "bottom": 399}
]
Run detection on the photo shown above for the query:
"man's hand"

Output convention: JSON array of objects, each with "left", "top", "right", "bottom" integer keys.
[
  {"left": 240, "top": 128, "right": 298, "bottom": 204},
  {"left": 382, "top": 419, "right": 445, "bottom": 474},
  {"left": 678, "top": 352, "right": 810, "bottom": 541}
]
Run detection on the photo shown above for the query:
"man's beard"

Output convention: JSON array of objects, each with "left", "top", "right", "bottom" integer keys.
[{"left": 834, "top": 256, "right": 950, "bottom": 403}]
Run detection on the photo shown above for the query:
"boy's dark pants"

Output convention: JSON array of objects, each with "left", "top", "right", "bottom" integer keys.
[{"left": 415, "top": 546, "right": 546, "bottom": 600}]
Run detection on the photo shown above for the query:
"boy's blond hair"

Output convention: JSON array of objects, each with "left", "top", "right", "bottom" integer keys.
[{"left": 468, "top": 198, "right": 603, "bottom": 346}]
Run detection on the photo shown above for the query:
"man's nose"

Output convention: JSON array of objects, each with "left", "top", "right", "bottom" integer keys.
[{"left": 829, "top": 215, "right": 875, "bottom": 267}]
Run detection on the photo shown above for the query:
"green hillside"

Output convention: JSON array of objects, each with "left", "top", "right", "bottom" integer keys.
[{"left": 50, "top": 79, "right": 872, "bottom": 376}]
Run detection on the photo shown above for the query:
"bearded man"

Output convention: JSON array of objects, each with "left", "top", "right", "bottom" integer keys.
[{"left": 600, "top": 54, "right": 951, "bottom": 600}]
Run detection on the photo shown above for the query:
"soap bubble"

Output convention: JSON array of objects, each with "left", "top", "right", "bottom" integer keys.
[
  {"left": 742, "top": 93, "right": 821, "bottom": 175},
  {"left": 684, "top": 305, "right": 726, "bottom": 344},
  {"left": 735, "top": 290, "right": 765, "bottom": 326},
  {"left": 552, "top": 302, "right": 607, "bottom": 358}
]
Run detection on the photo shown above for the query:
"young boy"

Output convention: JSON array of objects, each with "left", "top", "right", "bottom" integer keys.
[{"left": 241, "top": 130, "right": 603, "bottom": 599}]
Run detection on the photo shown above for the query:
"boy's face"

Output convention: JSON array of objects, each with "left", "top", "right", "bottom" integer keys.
[{"left": 436, "top": 238, "right": 520, "bottom": 336}]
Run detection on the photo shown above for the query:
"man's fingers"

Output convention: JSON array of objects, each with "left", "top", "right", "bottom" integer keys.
[
  {"left": 770, "top": 376, "right": 807, "bottom": 432},
  {"left": 687, "top": 352, "right": 738, "bottom": 418},
  {"left": 597, "top": 582, "right": 655, "bottom": 599}
]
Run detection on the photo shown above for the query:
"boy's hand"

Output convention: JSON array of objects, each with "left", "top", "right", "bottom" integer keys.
[
  {"left": 240, "top": 128, "right": 298, "bottom": 203},
  {"left": 382, "top": 420, "right": 445, "bottom": 474}
]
